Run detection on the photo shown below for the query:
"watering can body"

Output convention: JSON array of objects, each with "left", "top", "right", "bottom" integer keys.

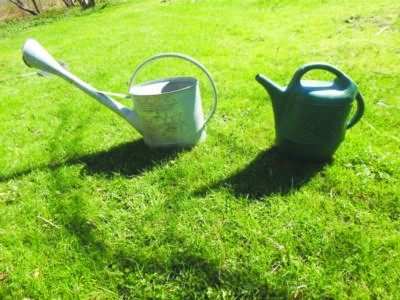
[
  {"left": 129, "top": 76, "right": 206, "bottom": 148},
  {"left": 22, "top": 39, "right": 217, "bottom": 149},
  {"left": 256, "top": 63, "right": 365, "bottom": 162}
]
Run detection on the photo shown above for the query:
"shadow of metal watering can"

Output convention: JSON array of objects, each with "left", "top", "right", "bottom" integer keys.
[
  {"left": 256, "top": 63, "right": 365, "bottom": 162},
  {"left": 22, "top": 38, "right": 217, "bottom": 149}
]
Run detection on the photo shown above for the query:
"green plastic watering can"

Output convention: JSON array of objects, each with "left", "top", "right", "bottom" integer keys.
[{"left": 256, "top": 63, "right": 365, "bottom": 162}]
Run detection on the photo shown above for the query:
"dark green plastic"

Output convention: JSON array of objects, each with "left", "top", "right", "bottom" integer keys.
[{"left": 256, "top": 62, "right": 365, "bottom": 162}]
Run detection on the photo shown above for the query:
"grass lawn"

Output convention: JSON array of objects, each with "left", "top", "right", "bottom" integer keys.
[{"left": 0, "top": 0, "right": 399, "bottom": 298}]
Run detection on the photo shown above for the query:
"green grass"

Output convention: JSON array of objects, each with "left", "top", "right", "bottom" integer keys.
[{"left": 0, "top": 0, "right": 399, "bottom": 298}]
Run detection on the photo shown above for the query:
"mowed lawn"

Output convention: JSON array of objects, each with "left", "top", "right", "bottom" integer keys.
[{"left": 0, "top": 0, "right": 399, "bottom": 298}]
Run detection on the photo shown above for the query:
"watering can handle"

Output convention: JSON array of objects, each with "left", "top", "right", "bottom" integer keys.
[
  {"left": 347, "top": 92, "right": 365, "bottom": 129},
  {"left": 129, "top": 53, "right": 218, "bottom": 128},
  {"left": 290, "top": 62, "right": 365, "bottom": 129},
  {"left": 290, "top": 62, "right": 349, "bottom": 84}
]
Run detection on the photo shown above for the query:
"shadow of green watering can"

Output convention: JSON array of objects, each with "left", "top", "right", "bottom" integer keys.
[
  {"left": 22, "top": 39, "right": 217, "bottom": 149},
  {"left": 256, "top": 63, "right": 365, "bottom": 162}
]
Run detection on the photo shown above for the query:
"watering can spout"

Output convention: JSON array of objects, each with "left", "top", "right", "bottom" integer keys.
[
  {"left": 22, "top": 38, "right": 142, "bottom": 133},
  {"left": 255, "top": 73, "right": 284, "bottom": 106}
]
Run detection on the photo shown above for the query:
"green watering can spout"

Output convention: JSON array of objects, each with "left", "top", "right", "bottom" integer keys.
[{"left": 255, "top": 73, "right": 285, "bottom": 108}]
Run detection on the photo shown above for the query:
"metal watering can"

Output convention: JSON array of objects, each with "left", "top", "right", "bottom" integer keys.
[
  {"left": 22, "top": 38, "right": 217, "bottom": 149},
  {"left": 256, "top": 63, "right": 365, "bottom": 162}
]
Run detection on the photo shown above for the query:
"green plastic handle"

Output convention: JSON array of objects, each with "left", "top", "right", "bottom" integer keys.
[
  {"left": 289, "top": 62, "right": 350, "bottom": 86},
  {"left": 290, "top": 62, "right": 365, "bottom": 130},
  {"left": 347, "top": 92, "right": 365, "bottom": 129}
]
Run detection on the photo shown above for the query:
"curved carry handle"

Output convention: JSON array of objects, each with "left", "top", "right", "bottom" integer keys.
[
  {"left": 289, "top": 62, "right": 350, "bottom": 86},
  {"left": 129, "top": 53, "right": 218, "bottom": 128},
  {"left": 289, "top": 62, "right": 365, "bottom": 129},
  {"left": 347, "top": 92, "right": 365, "bottom": 129}
]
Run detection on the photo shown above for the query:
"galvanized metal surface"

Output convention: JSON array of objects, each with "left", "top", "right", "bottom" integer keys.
[
  {"left": 22, "top": 39, "right": 217, "bottom": 149},
  {"left": 128, "top": 53, "right": 217, "bottom": 148}
]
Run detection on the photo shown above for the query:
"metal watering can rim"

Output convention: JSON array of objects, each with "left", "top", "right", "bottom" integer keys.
[{"left": 128, "top": 76, "right": 198, "bottom": 96}]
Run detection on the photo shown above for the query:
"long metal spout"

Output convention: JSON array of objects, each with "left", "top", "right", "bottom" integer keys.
[
  {"left": 22, "top": 38, "right": 141, "bottom": 131},
  {"left": 255, "top": 73, "right": 285, "bottom": 104}
]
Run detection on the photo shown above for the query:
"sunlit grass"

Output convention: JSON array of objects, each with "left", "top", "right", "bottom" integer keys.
[{"left": 0, "top": 0, "right": 399, "bottom": 298}]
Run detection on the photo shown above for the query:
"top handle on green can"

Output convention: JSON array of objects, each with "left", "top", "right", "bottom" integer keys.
[
  {"left": 288, "top": 62, "right": 365, "bottom": 129},
  {"left": 129, "top": 53, "right": 218, "bottom": 129},
  {"left": 289, "top": 62, "right": 350, "bottom": 87}
]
